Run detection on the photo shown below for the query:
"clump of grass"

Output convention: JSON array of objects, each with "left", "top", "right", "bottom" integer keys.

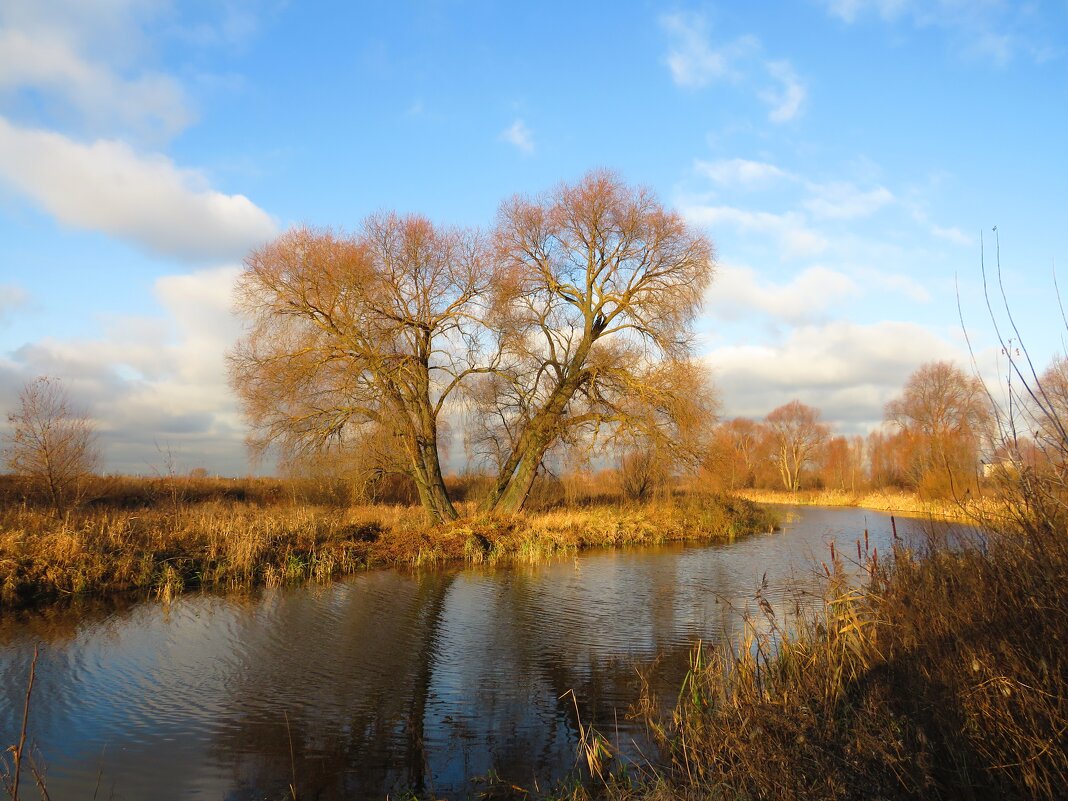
[
  {"left": 444, "top": 494, "right": 779, "bottom": 565},
  {"left": 0, "top": 490, "right": 776, "bottom": 609},
  {"left": 613, "top": 521, "right": 1067, "bottom": 801}
]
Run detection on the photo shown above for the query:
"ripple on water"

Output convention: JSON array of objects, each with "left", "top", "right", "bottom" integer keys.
[{"left": 0, "top": 507, "right": 952, "bottom": 801}]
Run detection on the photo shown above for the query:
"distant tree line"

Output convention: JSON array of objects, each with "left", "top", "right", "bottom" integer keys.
[{"left": 704, "top": 361, "right": 994, "bottom": 499}]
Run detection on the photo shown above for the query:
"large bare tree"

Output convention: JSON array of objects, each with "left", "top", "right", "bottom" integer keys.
[
  {"left": 4, "top": 376, "right": 99, "bottom": 516},
  {"left": 229, "top": 216, "right": 491, "bottom": 523},
  {"left": 474, "top": 170, "right": 715, "bottom": 513}
]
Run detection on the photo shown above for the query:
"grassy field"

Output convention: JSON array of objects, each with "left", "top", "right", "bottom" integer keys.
[{"left": 0, "top": 477, "right": 777, "bottom": 609}]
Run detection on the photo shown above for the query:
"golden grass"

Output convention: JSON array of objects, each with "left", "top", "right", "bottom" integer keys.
[
  {"left": 0, "top": 493, "right": 777, "bottom": 609},
  {"left": 732, "top": 487, "right": 1005, "bottom": 523}
]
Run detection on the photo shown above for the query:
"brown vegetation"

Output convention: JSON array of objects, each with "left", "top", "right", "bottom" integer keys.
[
  {"left": 884, "top": 360, "right": 991, "bottom": 498},
  {"left": 730, "top": 486, "right": 992, "bottom": 520},
  {"left": 0, "top": 474, "right": 776, "bottom": 609},
  {"left": 765, "top": 400, "right": 830, "bottom": 492},
  {"left": 601, "top": 521, "right": 1067, "bottom": 801},
  {"left": 559, "top": 371, "right": 1067, "bottom": 801}
]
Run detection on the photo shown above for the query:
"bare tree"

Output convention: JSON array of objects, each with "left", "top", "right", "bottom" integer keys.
[
  {"left": 765, "top": 400, "right": 829, "bottom": 492},
  {"left": 4, "top": 376, "right": 99, "bottom": 515},
  {"left": 706, "top": 417, "right": 767, "bottom": 491},
  {"left": 617, "top": 446, "right": 664, "bottom": 502},
  {"left": 885, "top": 361, "right": 991, "bottom": 498},
  {"left": 474, "top": 170, "right": 715, "bottom": 513},
  {"left": 228, "top": 216, "right": 493, "bottom": 523}
]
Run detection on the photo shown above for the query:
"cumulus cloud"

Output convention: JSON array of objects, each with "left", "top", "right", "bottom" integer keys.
[
  {"left": 0, "top": 266, "right": 253, "bottom": 475},
  {"left": 708, "top": 320, "right": 964, "bottom": 427},
  {"left": 684, "top": 204, "right": 828, "bottom": 259},
  {"left": 695, "top": 158, "right": 792, "bottom": 189},
  {"left": 0, "top": 118, "right": 277, "bottom": 262},
  {"left": 501, "top": 118, "right": 534, "bottom": 154},
  {"left": 761, "top": 60, "right": 807, "bottom": 123},
  {"left": 707, "top": 264, "right": 859, "bottom": 324}
]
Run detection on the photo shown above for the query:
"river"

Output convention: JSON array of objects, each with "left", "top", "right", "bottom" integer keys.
[{"left": 0, "top": 506, "right": 952, "bottom": 799}]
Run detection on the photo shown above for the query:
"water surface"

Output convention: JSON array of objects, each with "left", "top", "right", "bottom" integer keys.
[{"left": 0, "top": 506, "right": 947, "bottom": 799}]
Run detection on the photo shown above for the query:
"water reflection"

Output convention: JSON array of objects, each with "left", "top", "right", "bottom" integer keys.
[{"left": 0, "top": 507, "right": 956, "bottom": 799}]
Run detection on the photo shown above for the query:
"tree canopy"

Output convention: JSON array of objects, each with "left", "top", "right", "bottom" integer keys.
[{"left": 229, "top": 215, "right": 491, "bottom": 522}]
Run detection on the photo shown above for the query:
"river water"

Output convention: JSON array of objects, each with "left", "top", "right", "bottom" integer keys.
[{"left": 0, "top": 506, "right": 946, "bottom": 799}]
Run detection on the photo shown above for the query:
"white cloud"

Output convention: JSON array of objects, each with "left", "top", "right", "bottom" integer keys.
[
  {"left": 707, "top": 264, "right": 859, "bottom": 324},
  {"left": 0, "top": 0, "right": 163, "bottom": 56},
  {"left": 804, "top": 181, "right": 894, "bottom": 220},
  {"left": 0, "top": 118, "right": 277, "bottom": 262},
  {"left": 708, "top": 320, "right": 964, "bottom": 427},
  {"left": 820, "top": 0, "right": 1060, "bottom": 66},
  {"left": 684, "top": 204, "right": 828, "bottom": 259},
  {"left": 501, "top": 118, "right": 534, "bottom": 154},
  {"left": 761, "top": 60, "right": 807, "bottom": 123},
  {"left": 1, "top": 266, "right": 253, "bottom": 474},
  {"left": 661, "top": 14, "right": 808, "bottom": 123},
  {"left": 695, "top": 158, "right": 792, "bottom": 189},
  {"left": 855, "top": 268, "right": 931, "bottom": 303},
  {"left": 0, "top": 28, "right": 191, "bottom": 139},
  {"left": 660, "top": 12, "right": 759, "bottom": 88}
]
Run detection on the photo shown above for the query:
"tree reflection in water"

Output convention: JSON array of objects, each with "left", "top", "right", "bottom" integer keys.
[{"left": 0, "top": 508, "right": 935, "bottom": 799}]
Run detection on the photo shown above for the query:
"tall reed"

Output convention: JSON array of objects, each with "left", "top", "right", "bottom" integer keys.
[{"left": 597, "top": 513, "right": 1066, "bottom": 800}]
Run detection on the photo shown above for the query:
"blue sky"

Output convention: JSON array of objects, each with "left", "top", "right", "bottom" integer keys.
[{"left": 1, "top": 0, "right": 1066, "bottom": 474}]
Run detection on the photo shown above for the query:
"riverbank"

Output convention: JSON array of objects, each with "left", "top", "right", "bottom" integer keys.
[
  {"left": 731, "top": 487, "right": 998, "bottom": 522},
  {"left": 570, "top": 513, "right": 1067, "bottom": 801},
  {"left": 0, "top": 493, "right": 776, "bottom": 609}
]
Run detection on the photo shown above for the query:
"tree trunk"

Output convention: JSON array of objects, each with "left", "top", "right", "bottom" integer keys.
[
  {"left": 422, "top": 441, "right": 458, "bottom": 521},
  {"left": 492, "top": 443, "right": 545, "bottom": 514},
  {"left": 480, "top": 377, "right": 586, "bottom": 514},
  {"left": 480, "top": 343, "right": 593, "bottom": 514},
  {"left": 406, "top": 431, "right": 458, "bottom": 524}
]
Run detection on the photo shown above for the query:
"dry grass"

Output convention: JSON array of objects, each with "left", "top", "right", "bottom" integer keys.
[
  {"left": 732, "top": 487, "right": 1004, "bottom": 523},
  {"left": 584, "top": 515, "right": 1068, "bottom": 801},
  {"left": 0, "top": 490, "right": 777, "bottom": 609}
]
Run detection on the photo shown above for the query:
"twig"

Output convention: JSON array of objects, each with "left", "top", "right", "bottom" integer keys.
[
  {"left": 284, "top": 710, "right": 298, "bottom": 800},
  {"left": 11, "top": 644, "right": 40, "bottom": 801}
]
